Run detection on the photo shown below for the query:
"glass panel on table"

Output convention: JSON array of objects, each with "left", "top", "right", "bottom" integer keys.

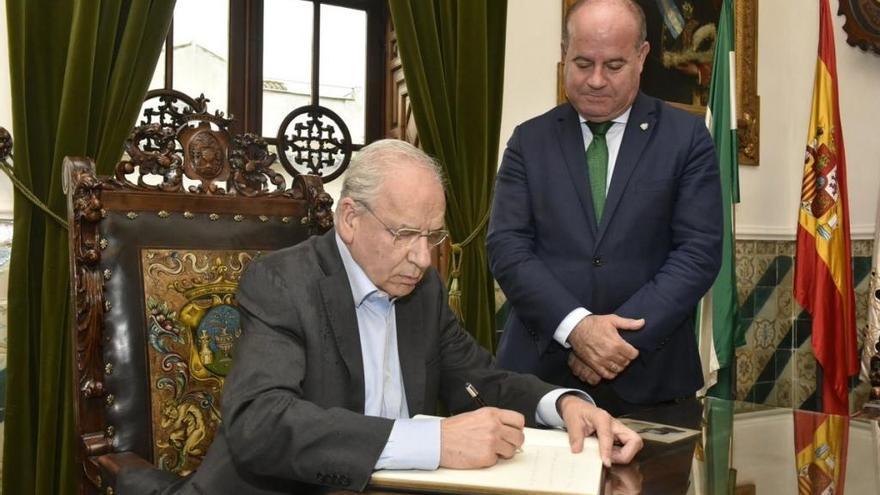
[{"left": 600, "top": 398, "right": 880, "bottom": 494}]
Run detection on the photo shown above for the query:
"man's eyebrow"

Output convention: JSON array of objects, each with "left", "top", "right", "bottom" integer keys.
[{"left": 571, "top": 55, "right": 627, "bottom": 64}]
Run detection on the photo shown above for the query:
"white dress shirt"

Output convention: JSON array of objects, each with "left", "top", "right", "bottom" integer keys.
[{"left": 553, "top": 107, "right": 632, "bottom": 348}]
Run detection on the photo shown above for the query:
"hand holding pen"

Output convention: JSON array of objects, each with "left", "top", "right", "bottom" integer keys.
[
  {"left": 434, "top": 382, "right": 526, "bottom": 468},
  {"left": 464, "top": 382, "right": 523, "bottom": 454}
]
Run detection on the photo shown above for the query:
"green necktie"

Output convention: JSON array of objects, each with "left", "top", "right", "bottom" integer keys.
[{"left": 586, "top": 121, "right": 613, "bottom": 223}]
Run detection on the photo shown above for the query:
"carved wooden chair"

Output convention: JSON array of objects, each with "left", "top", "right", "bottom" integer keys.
[{"left": 64, "top": 105, "right": 336, "bottom": 494}]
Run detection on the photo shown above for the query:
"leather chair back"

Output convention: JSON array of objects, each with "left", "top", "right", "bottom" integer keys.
[{"left": 65, "top": 108, "right": 334, "bottom": 492}]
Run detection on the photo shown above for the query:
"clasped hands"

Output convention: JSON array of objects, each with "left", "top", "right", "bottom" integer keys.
[
  {"left": 439, "top": 396, "right": 642, "bottom": 469},
  {"left": 567, "top": 314, "right": 644, "bottom": 385}
]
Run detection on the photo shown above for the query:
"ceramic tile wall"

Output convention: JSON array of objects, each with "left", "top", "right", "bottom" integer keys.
[{"left": 735, "top": 239, "right": 873, "bottom": 411}]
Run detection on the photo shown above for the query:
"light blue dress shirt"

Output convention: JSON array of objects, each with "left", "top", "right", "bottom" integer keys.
[{"left": 335, "top": 234, "right": 589, "bottom": 471}]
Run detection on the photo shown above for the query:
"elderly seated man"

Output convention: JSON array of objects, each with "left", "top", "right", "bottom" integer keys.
[{"left": 122, "top": 139, "right": 642, "bottom": 494}]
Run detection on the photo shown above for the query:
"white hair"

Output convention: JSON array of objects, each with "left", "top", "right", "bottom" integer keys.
[{"left": 337, "top": 139, "right": 445, "bottom": 209}]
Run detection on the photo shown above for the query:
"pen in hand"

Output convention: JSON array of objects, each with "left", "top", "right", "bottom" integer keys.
[
  {"left": 465, "top": 382, "right": 488, "bottom": 408},
  {"left": 465, "top": 382, "right": 523, "bottom": 453}
]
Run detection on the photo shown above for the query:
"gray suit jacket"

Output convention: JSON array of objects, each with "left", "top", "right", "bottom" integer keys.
[{"left": 152, "top": 230, "right": 555, "bottom": 494}]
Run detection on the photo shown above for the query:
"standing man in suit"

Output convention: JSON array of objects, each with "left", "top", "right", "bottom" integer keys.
[
  {"left": 488, "top": 0, "right": 722, "bottom": 415},
  {"left": 127, "top": 139, "right": 642, "bottom": 494}
]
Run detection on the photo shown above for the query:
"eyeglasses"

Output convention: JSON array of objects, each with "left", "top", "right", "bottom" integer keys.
[{"left": 356, "top": 201, "right": 449, "bottom": 247}]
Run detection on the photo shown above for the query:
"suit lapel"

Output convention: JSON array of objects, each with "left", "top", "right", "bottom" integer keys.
[
  {"left": 317, "top": 234, "right": 366, "bottom": 413},
  {"left": 597, "top": 93, "right": 657, "bottom": 245},
  {"left": 394, "top": 294, "right": 425, "bottom": 415},
  {"left": 557, "top": 104, "right": 599, "bottom": 236}
]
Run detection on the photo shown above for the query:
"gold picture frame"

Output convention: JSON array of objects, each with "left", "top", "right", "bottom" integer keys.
[{"left": 559, "top": 0, "right": 759, "bottom": 165}]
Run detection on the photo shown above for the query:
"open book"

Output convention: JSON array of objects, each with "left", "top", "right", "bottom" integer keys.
[{"left": 369, "top": 417, "right": 604, "bottom": 495}]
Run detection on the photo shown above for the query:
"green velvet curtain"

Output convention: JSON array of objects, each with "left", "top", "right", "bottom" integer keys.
[
  {"left": 388, "top": 0, "right": 507, "bottom": 352},
  {"left": 3, "top": 1, "right": 174, "bottom": 493}
]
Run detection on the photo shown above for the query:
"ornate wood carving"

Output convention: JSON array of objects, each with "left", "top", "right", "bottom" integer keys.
[
  {"left": 293, "top": 174, "right": 335, "bottom": 232},
  {"left": 65, "top": 157, "right": 108, "bottom": 403},
  {"left": 117, "top": 124, "right": 184, "bottom": 191},
  {"left": 275, "top": 105, "right": 353, "bottom": 183},
  {"left": 179, "top": 122, "right": 232, "bottom": 194},
  {"left": 117, "top": 103, "right": 289, "bottom": 197},
  {"left": 384, "top": 19, "right": 420, "bottom": 146},
  {"left": 0, "top": 126, "right": 11, "bottom": 161},
  {"left": 140, "top": 89, "right": 210, "bottom": 131},
  {"left": 839, "top": 0, "right": 880, "bottom": 56},
  {"left": 64, "top": 157, "right": 113, "bottom": 495},
  {"left": 229, "top": 133, "right": 286, "bottom": 197}
]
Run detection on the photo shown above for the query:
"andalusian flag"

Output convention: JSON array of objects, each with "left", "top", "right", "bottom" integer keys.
[
  {"left": 794, "top": 411, "right": 849, "bottom": 495},
  {"left": 698, "top": 0, "right": 740, "bottom": 399},
  {"left": 794, "top": 0, "right": 857, "bottom": 415}
]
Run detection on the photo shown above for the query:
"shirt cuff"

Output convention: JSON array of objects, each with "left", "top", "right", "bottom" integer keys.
[
  {"left": 535, "top": 389, "right": 595, "bottom": 428},
  {"left": 553, "top": 308, "right": 591, "bottom": 347},
  {"left": 375, "top": 418, "right": 441, "bottom": 470}
]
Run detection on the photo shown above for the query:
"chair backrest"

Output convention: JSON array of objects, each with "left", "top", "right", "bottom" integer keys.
[{"left": 65, "top": 106, "right": 335, "bottom": 489}]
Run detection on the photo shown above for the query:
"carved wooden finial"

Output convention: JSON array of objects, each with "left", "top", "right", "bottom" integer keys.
[{"left": 0, "top": 126, "right": 12, "bottom": 161}]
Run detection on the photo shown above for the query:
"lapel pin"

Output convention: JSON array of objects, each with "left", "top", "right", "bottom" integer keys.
[{"left": 640, "top": 122, "right": 649, "bottom": 131}]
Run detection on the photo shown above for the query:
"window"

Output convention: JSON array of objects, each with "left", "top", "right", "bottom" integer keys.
[
  {"left": 148, "top": 0, "right": 385, "bottom": 150},
  {"left": 149, "top": 0, "right": 230, "bottom": 116}
]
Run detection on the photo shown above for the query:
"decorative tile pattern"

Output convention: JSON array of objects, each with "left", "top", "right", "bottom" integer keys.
[{"left": 735, "top": 239, "right": 873, "bottom": 411}]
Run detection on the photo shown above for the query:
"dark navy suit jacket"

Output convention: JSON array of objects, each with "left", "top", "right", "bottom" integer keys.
[{"left": 488, "top": 93, "right": 722, "bottom": 404}]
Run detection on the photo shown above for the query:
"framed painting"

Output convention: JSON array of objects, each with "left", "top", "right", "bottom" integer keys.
[{"left": 558, "top": 0, "right": 760, "bottom": 165}]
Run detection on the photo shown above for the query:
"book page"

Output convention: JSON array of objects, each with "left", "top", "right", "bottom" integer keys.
[{"left": 369, "top": 420, "right": 603, "bottom": 495}]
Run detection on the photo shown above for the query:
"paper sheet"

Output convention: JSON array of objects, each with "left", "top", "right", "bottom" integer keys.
[{"left": 370, "top": 421, "right": 603, "bottom": 495}]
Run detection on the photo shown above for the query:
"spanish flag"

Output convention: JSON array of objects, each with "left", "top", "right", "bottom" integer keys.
[
  {"left": 794, "top": 0, "right": 857, "bottom": 416},
  {"left": 793, "top": 410, "right": 849, "bottom": 495}
]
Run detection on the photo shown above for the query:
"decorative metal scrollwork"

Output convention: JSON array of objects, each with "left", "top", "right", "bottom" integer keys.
[{"left": 276, "top": 105, "right": 352, "bottom": 183}]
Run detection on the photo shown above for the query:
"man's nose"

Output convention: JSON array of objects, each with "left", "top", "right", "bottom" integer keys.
[
  {"left": 587, "top": 67, "right": 607, "bottom": 88},
  {"left": 408, "top": 236, "right": 432, "bottom": 270}
]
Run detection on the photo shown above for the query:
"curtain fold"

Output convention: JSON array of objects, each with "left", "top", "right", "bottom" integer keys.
[
  {"left": 388, "top": 0, "right": 507, "bottom": 352},
  {"left": 3, "top": 1, "right": 174, "bottom": 493}
]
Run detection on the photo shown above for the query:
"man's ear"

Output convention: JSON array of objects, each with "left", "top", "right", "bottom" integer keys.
[
  {"left": 336, "top": 197, "right": 359, "bottom": 243},
  {"left": 637, "top": 40, "right": 650, "bottom": 69}
]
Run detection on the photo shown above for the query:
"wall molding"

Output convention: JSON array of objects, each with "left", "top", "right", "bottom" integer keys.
[{"left": 736, "top": 224, "right": 875, "bottom": 241}]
